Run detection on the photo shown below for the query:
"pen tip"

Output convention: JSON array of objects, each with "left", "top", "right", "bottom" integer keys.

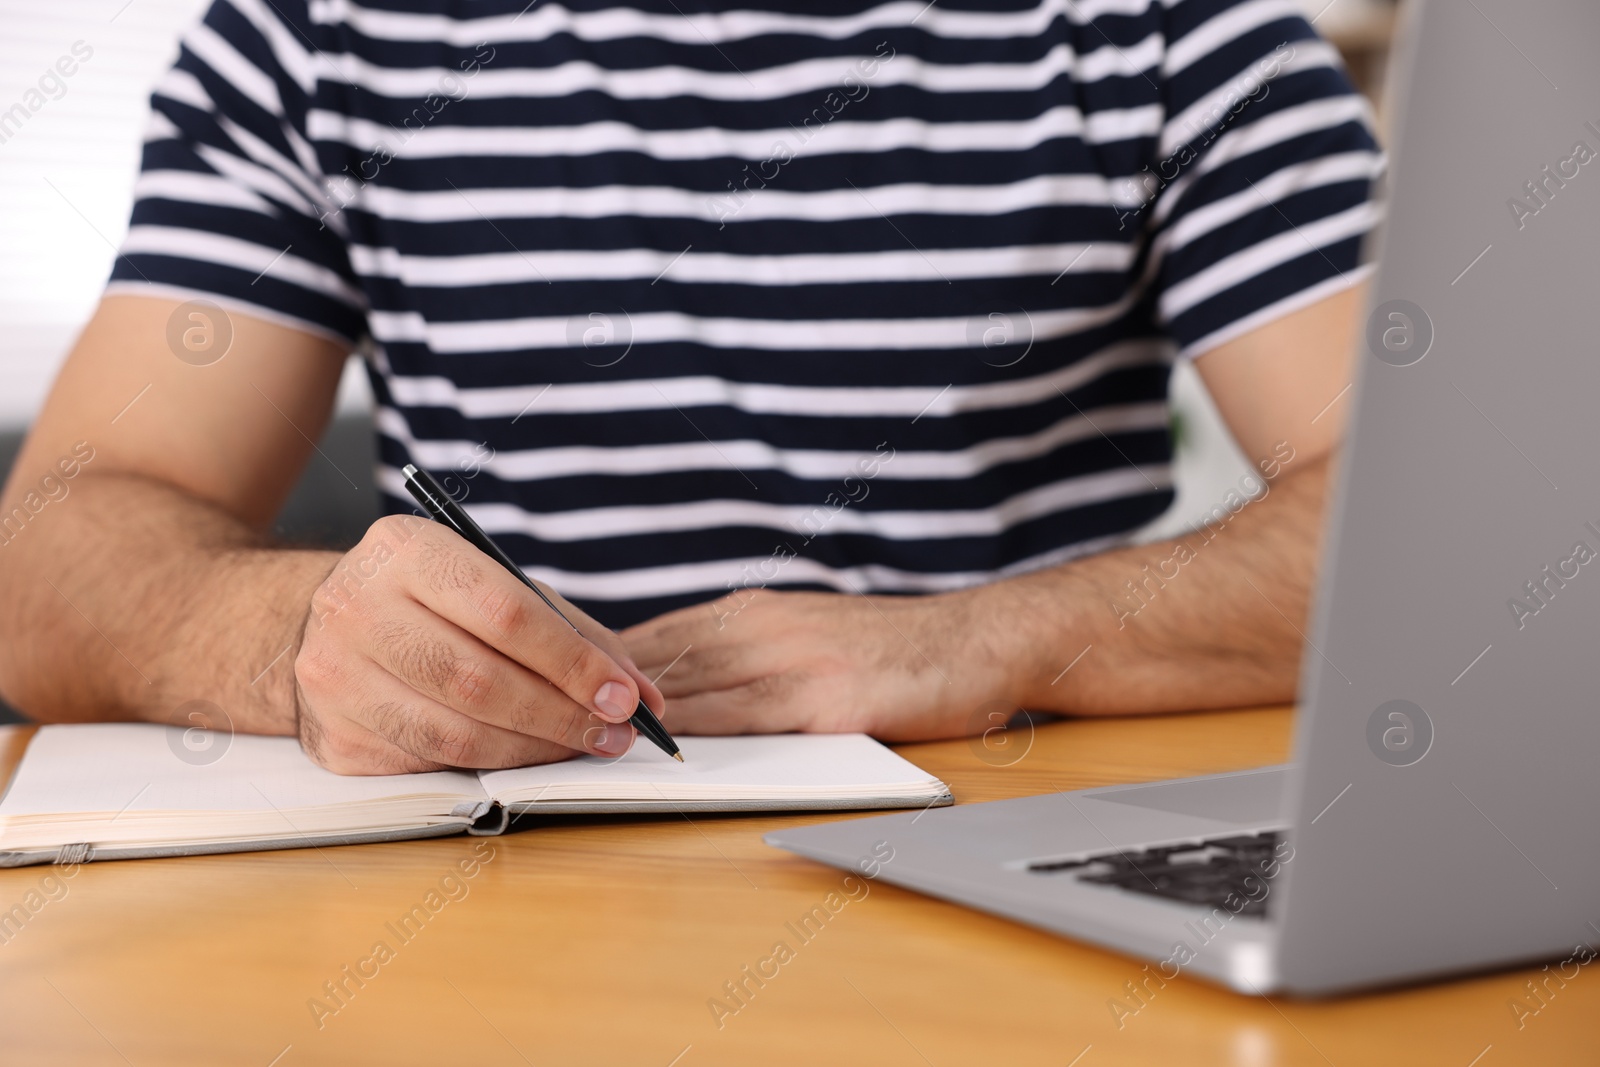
[
  {"left": 402, "top": 463, "right": 419, "bottom": 477},
  {"left": 672, "top": 752, "right": 685, "bottom": 763}
]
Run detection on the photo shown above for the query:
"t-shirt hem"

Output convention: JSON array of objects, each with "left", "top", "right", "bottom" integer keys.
[
  {"left": 103, "top": 279, "right": 362, "bottom": 351},
  {"left": 1181, "top": 262, "right": 1376, "bottom": 364}
]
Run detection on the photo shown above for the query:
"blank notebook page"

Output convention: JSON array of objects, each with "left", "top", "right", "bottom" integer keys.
[
  {"left": 0, "top": 724, "right": 483, "bottom": 816},
  {"left": 479, "top": 733, "right": 944, "bottom": 804}
]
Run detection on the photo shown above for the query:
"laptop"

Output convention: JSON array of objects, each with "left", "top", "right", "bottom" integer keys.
[{"left": 765, "top": 0, "right": 1600, "bottom": 996}]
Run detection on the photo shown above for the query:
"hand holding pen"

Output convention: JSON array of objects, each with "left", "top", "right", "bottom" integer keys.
[
  {"left": 289, "top": 466, "right": 677, "bottom": 774},
  {"left": 401, "top": 464, "right": 681, "bottom": 761}
]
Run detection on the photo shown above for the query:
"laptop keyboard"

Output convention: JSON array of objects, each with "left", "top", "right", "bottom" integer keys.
[{"left": 1027, "top": 830, "right": 1286, "bottom": 918}]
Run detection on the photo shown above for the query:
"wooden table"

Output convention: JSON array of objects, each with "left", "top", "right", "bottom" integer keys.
[{"left": 0, "top": 708, "right": 1591, "bottom": 1066}]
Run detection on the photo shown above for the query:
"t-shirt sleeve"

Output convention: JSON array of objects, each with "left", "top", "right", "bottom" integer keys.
[
  {"left": 1141, "top": 0, "right": 1384, "bottom": 360},
  {"left": 107, "top": 0, "right": 366, "bottom": 346}
]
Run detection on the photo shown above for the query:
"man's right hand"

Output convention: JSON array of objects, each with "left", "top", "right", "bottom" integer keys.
[{"left": 294, "top": 514, "right": 664, "bottom": 774}]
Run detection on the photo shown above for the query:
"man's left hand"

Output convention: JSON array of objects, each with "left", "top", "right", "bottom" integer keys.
[{"left": 621, "top": 588, "right": 1011, "bottom": 739}]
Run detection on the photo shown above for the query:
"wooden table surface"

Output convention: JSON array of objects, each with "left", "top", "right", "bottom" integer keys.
[{"left": 0, "top": 708, "right": 1591, "bottom": 1066}]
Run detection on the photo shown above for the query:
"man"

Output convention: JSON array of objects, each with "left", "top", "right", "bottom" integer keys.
[{"left": 0, "top": 0, "right": 1378, "bottom": 773}]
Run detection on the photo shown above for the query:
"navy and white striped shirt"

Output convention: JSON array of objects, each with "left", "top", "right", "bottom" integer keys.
[{"left": 111, "top": 0, "right": 1380, "bottom": 629}]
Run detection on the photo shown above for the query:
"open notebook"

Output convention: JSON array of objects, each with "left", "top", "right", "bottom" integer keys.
[{"left": 0, "top": 724, "right": 951, "bottom": 867}]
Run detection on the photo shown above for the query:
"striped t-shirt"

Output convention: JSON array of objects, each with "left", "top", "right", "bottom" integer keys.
[{"left": 111, "top": 0, "right": 1380, "bottom": 629}]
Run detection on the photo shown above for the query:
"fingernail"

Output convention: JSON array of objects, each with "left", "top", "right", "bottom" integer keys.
[
  {"left": 592, "top": 723, "right": 635, "bottom": 757},
  {"left": 593, "top": 681, "right": 634, "bottom": 721}
]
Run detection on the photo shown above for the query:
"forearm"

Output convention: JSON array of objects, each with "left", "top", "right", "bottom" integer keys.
[
  {"left": 971, "top": 452, "right": 1331, "bottom": 716},
  {"left": 0, "top": 470, "right": 337, "bottom": 734}
]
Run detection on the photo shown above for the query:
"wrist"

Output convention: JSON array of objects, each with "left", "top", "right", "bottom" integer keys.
[
  {"left": 953, "top": 567, "right": 1106, "bottom": 714},
  {"left": 934, "top": 575, "right": 1067, "bottom": 711},
  {"left": 191, "top": 546, "right": 339, "bottom": 737}
]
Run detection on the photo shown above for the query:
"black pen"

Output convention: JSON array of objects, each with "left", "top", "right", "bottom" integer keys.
[{"left": 401, "top": 463, "right": 683, "bottom": 762}]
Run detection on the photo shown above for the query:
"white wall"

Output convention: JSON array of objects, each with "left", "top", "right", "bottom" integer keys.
[
  {"left": 0, "top": 0, "right": 369, "bottom": 429},
  {"left": 1, "top": 0, "right": 210, "bottom": 426}
]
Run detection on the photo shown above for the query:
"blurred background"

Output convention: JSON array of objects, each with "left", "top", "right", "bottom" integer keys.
[{"left": 0, "top": 0, "right": 1400, "bottom": 721}]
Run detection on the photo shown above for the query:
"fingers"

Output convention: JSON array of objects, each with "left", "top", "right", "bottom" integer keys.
[
  {"left": 619, "top": 657, "right": 667, "bottom": 718},
  {"left": 624, "top": 620, "right": 754, "bottom": 698},
  {"left": 387, "top": 519, "right": 642, "bottom": 725},
  {"left": 627, "top": 592, "right": 869, "bottom": 710},
  {"left": 568, "top": 613, "right": 666, "bottom": 717},
  {"left": 328, "top": 667, "right": 590, "bottom": 771},
  {"left": 652, "top": 675, "right": 813, "bottom": 736},
  {"left": 621, "top": 599, "right": 718, "bottom": 672},
  {"left": 297, "top": 697, "right": 439, "bottom": 776},
  {"left": 358, "top": 599, "right": 637, "bottom": 759},
  {"left": 537, "top": 583, "right": 666, "bottom": 715}
]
